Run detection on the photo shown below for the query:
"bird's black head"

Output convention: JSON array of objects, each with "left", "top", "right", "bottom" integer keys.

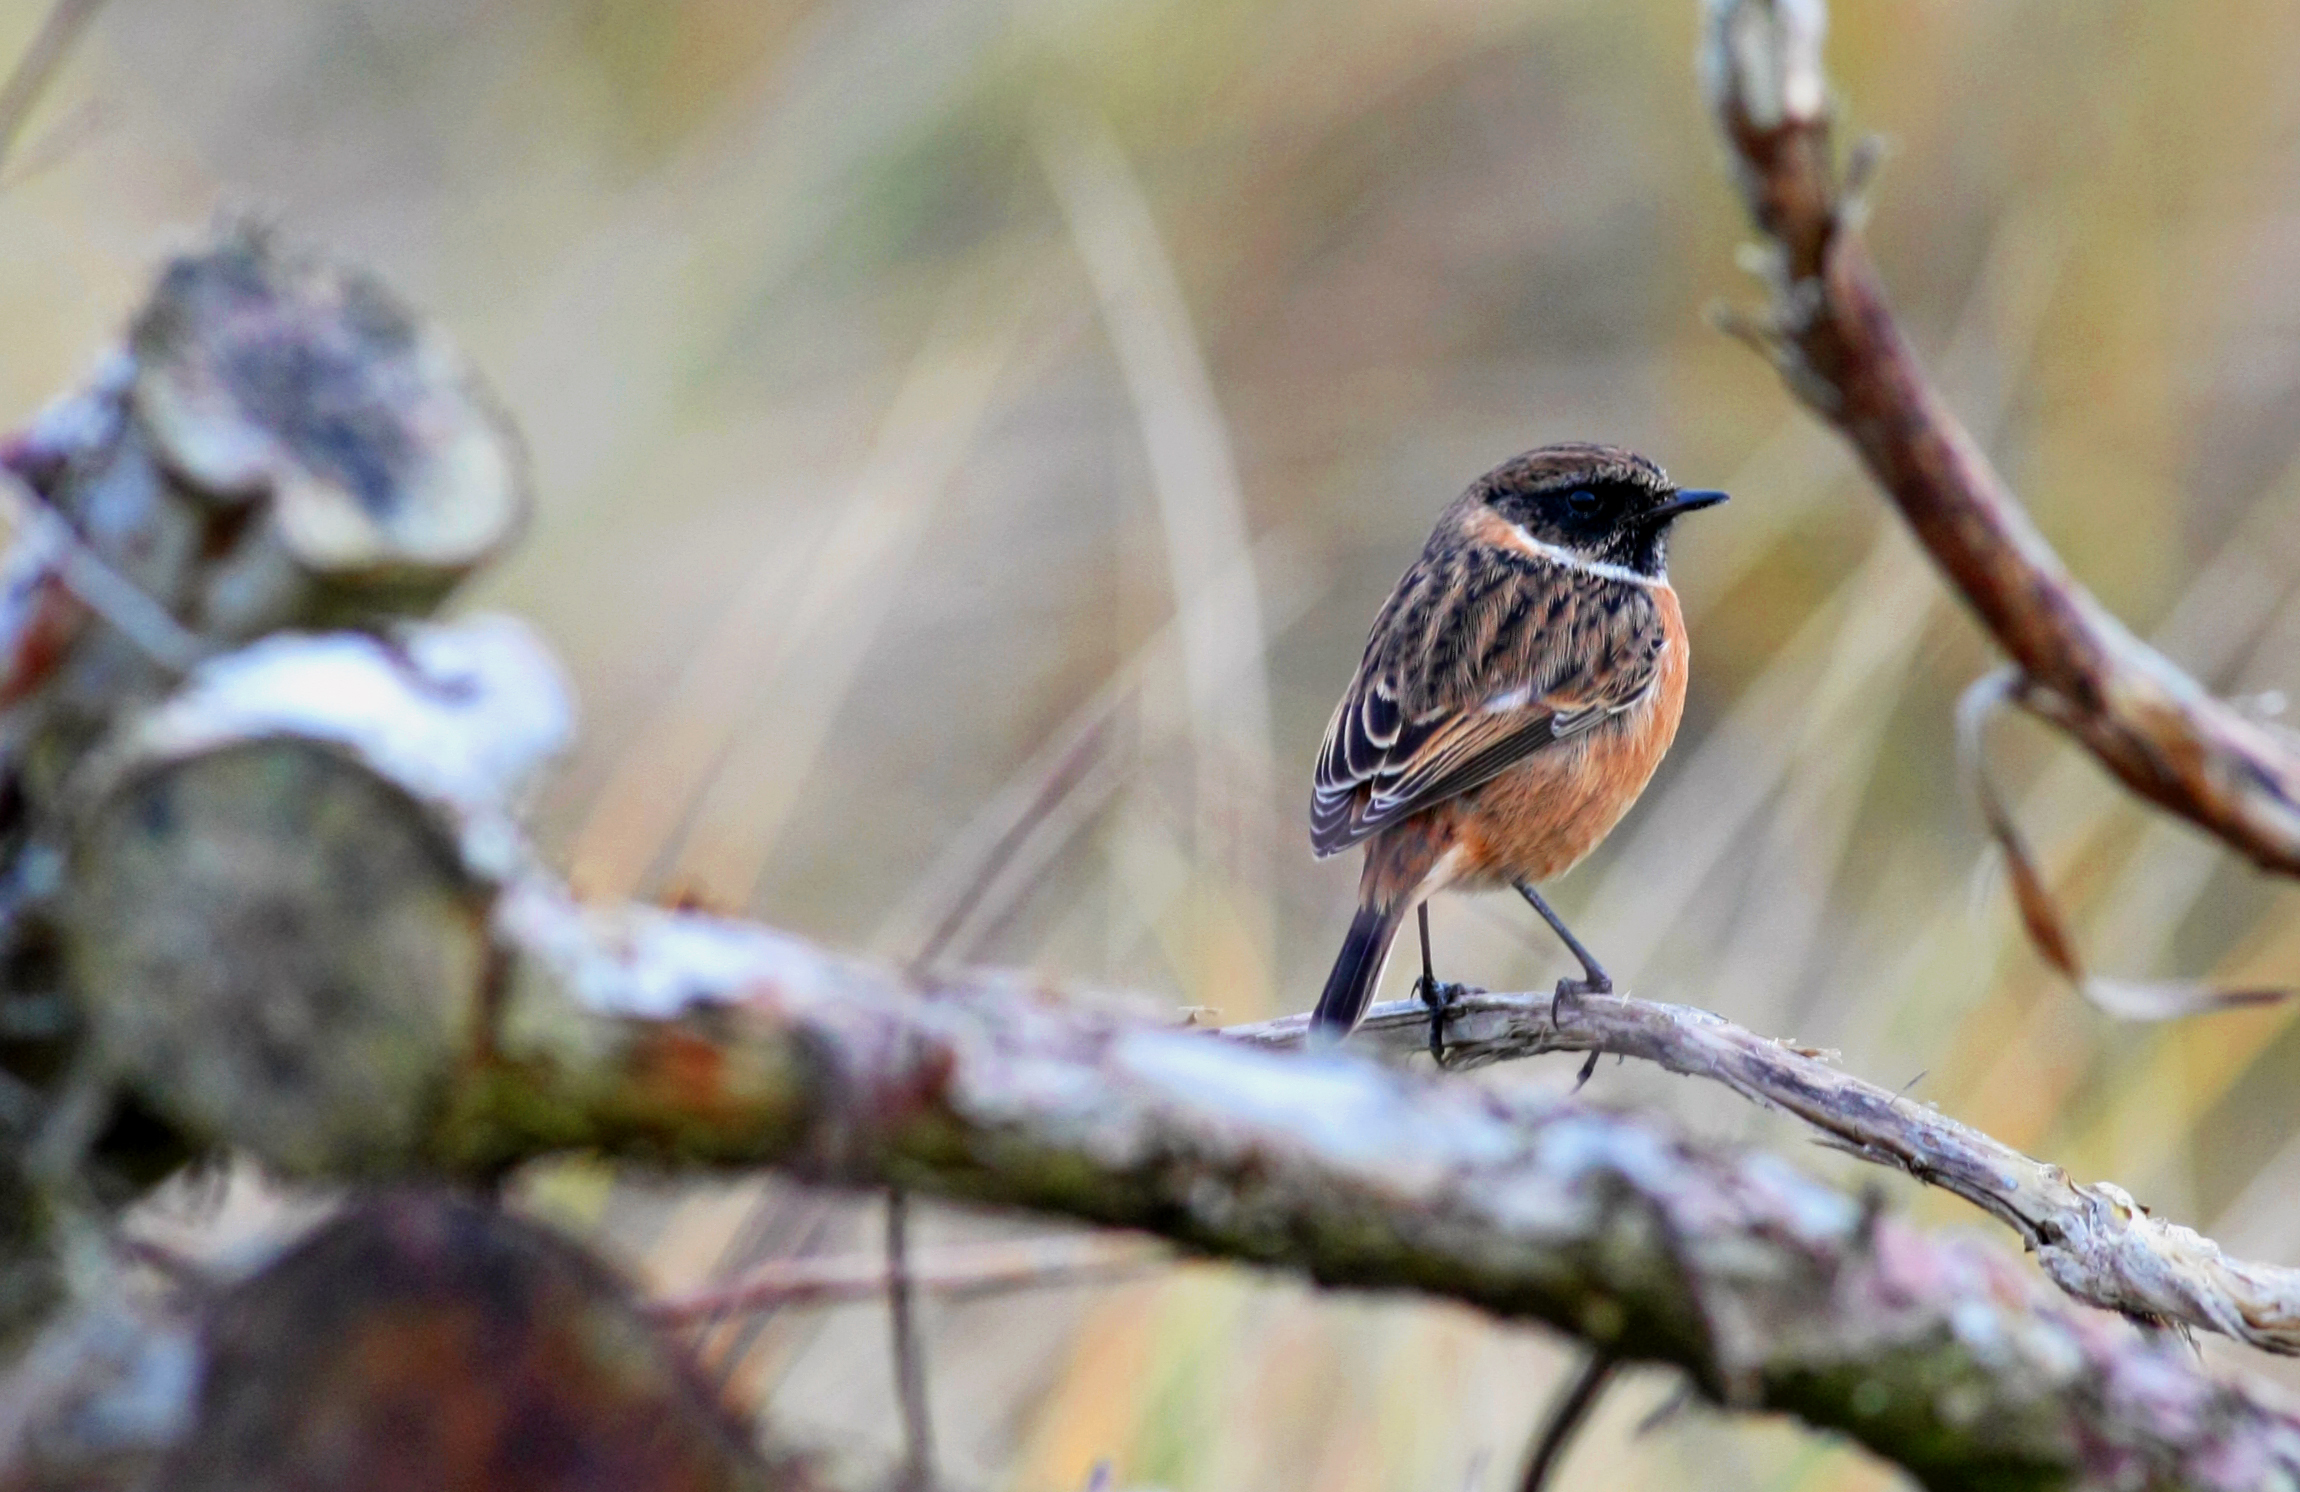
[{"left": 1476, "top": 443, "right": 1727, "bottom": 577}]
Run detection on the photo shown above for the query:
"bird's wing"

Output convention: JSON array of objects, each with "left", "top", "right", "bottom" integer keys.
[{"left": 1310, "top": 552, "right": 1663, "bottom": 858}]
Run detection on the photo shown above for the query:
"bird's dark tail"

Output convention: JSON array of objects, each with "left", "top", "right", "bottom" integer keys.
[{"left": 1310, "top": 902, "right": 1406, "bottom": 1041}]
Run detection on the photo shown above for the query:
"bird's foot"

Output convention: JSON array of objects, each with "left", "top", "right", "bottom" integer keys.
[
  {"left": 1415, "top": 976, "right": 1480, "bottom": 1067},
  {"left": 1548, "top": 972, "right": 1612, "bottom": 1029}
]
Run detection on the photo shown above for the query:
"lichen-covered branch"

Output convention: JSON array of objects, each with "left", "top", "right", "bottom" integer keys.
[
  {"left": 1704, "top": 0, "right": 2300, "bottom": 879},
  {"left": 1232, "top": 991, "right": 2300, "bottom": 1356}
]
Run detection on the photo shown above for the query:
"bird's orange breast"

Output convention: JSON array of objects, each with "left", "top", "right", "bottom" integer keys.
[{"left": 1441, "top": 581, "right": 1689, "bottom": 890}]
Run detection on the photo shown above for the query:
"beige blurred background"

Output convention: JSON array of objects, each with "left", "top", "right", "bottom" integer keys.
[{"left": 15, "top": 0, "right": 2300, "bottom": 1487}]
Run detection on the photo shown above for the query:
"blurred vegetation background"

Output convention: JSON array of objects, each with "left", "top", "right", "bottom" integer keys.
[{"left": 11, "top": 0, "right": 2300, "bottom": 1487}]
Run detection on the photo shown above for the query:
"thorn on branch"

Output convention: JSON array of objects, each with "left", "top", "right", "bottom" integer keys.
[{"left": 1836, "top": 132, "right": 1887, "bottom": 229}]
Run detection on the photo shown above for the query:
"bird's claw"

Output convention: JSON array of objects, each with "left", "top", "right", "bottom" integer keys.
[
  {"left": 1548, "top": 973, "right": 1612, "bottom": 1029},
  {"left": 1415, "top": 976, "right": 1480, "bottom": 1066}
]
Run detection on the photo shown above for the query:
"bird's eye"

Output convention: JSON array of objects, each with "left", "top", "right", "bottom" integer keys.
[{"left": 1566, "top": 489, "right": 1599, "bottom": 513}]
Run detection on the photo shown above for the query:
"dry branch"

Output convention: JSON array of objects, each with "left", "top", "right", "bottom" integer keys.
[
  {"left": 1232, "top": 991, "right": 2300, "bottom": 1355},
  {"left": 1704, "top": 0, "right": 2300, "bottom": 880}
]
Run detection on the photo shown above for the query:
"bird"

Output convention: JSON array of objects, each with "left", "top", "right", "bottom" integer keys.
[{"left": 1308, "top": 442, "right": 1725, "bottom": 1054}]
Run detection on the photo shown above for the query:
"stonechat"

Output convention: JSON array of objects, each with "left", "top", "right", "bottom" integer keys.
[{"left": 1309, "top": 443, "right": 1725, "bottom": 1050}]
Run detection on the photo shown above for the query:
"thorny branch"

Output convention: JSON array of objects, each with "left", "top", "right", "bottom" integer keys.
[{"left": 1705, "top": 0, "right": 2300, "bottom": 966}]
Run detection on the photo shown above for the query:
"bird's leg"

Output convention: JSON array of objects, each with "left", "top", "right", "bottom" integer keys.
[
  {"left": 1514, "top": 882, "right": 1611, "bottom": 1027},
  {"left": 1411, "top": 902, "right": 1474, "bottom": 1065}
]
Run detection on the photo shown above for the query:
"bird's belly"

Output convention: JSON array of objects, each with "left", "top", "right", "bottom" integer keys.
[{"left": 1453, "top": 691, "right": 1683, "bottom": 887}]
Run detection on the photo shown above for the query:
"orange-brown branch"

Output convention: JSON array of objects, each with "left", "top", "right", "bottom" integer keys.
[{"left": 1706, "top": 0, "right": 2300, "bottom": 877}]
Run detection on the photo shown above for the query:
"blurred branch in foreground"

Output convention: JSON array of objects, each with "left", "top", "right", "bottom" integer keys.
[
  {"left": 6, "top": 231, "right": 2300, "bottom": 1492},
  {"left": 1703, "top": 1, "right": 2300, "bottom": 937}
]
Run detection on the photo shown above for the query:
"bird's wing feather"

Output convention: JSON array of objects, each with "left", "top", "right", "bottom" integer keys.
[{"left": 1311, "top": 549, "right": 1662, "bottom": 858}]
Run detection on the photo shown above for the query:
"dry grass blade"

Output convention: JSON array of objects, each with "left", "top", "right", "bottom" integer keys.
[
  {"left": 567, "top": 272, "right": 1026, "bottom": 903},
  {"left": 908, "top": 717, "right": 1116, "bottom": 971},
  {"left": 1568, "top": 532, "right": 1930, "bottom": 988},
  {"left": 0, "top": 0, "right": 103, "bottom": 179},
  {"left": 665, "top": 298, "right": 1026, "bottom": 910},
  {"left": 875, "top": 526, "right": 1326, "bottom": 967},
  {"left": 1036, "top": 107, "right": 1276, "bottom": 990}
]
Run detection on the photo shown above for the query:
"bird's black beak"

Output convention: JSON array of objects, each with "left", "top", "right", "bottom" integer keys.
[{"left": 1640, "top": 489, "right": 1729, "bottom": 526}]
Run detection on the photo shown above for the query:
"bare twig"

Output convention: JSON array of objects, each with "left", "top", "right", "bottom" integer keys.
[
  {"left": 647, "top": 1234, "right": 1163, "bottom": 1322},
  {"left": 1958, "top": 671, "right": 2296, "bottom": 1018},
  {"left": 886, "top": 1191, "right": 937, "bottom": 1492},
  {"left": 1228, "top": 988, "right": 2300, "bottom": 1355},
  {"left": 873, "top": 525, "right": 1324, "bottom": 967},
  {"left": 1518, "top": 1355, "right": 1616, "bottom": 1492},
  {"left": 1704, "top": 0, "right": 2300, "bottom": 890},
  {"left": 0, "top": 472, "right": 208, "bottom": 677}
]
